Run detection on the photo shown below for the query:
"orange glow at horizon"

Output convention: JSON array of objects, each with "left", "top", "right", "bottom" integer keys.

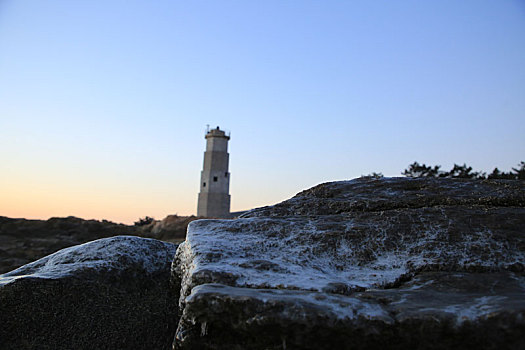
[{"left": 1, "top": 182, "right": 198, "bottom": 225}]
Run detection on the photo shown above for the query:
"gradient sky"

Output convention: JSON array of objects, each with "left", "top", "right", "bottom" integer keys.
[{"left": 1, "top": 1, "right": 524, "bottom": 224}]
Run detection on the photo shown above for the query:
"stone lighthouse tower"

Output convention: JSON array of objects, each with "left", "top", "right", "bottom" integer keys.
[{"left": 197, "top": 126, "right": 231, "bottom": 218}]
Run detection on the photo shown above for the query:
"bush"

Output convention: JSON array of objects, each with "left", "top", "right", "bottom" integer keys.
[
  {"left": 402, "top": 161, "right": 524, "bottom": 180},
  {"left": 134, "top": 216, "right": 154, "bottom": 226}
]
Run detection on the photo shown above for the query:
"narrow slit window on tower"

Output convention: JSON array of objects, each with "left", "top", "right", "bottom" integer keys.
[
  {"left": 203, "top": 182, "right": 206, "bottom": 187},
  {"left": 213, "top": 176, "right": 218, "bottom": 182},
  {"left": 225, "top": 172, "right": 228, "bottom": 177}
]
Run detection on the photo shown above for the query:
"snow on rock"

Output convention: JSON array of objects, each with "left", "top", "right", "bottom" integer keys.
[
  {"left": 0, "top": 236, "right": 179, "bottom": 349},
  {"left": 0, "top": 235, "right": 176, "bottom": 285},
  {"left": 172, "top": 177, "right": 525, "bottom": 349},
  {"left": 175, "top": 207, "right": 524, "bottom": 301}
]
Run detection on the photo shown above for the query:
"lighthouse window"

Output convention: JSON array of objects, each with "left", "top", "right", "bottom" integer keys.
[
  {"left": 203, "top": 182, "right": 206, "bottom": 187},
  {"left": 213, "top": 176, "right": 218, "bottom": 182}
]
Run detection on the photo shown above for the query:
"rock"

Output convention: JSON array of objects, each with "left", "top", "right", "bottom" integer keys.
[
  {"left": 244, "top": 176, "right": 525, "bottom": 217},
  {"left": 148, "top": 215, "right": 201, "bottom": 241},
  {"left": 172, "top": 177, "right": 525, "bottom": 349},
  {"left": 0, "top": 236, "right": 178, "bottom": 350}
]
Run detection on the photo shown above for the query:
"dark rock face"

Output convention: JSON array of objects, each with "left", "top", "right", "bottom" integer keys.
[
  {"left": 0, "top": 236, "right": 178, "bottom": 350},
  {"left": 244, "top": 177, "right": 525, "bottom": 217},
  {"left": 172, "top": 177, "right": 525, "bottom": 349}
]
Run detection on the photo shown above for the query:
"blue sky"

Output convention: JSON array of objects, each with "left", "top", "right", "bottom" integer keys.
[{"left": 1, "top": 1, "right": 524, "bottom": 223}]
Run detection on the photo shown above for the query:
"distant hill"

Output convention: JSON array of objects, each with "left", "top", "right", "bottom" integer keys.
[{"left": 0, "top": 214, "right": 199, "bottom": 274}]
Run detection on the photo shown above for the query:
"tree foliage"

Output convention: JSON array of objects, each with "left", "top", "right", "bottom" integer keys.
[
  {"left": 444, "top": 163, "right": 484, "bottom": 179},
  {"left": 402, "top": 161, "right": 525, "bottom": 180},
  {"left": 402, "top": 162, "right": 441, "bottom": 177},
  {"left": 362, "top": 172, "right": 384, "bottom": 179},
  {"left": 134, "top": 216, "right": 155, "bottom": 226},
  {"left": 512, "top": 161, "right": 525, "bottom": 180}
]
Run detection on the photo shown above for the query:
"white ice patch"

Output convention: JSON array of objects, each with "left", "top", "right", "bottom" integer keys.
[
  {"left": 181, "top": 216, "right": 525, "bottom": 294},
  {"left": 183, "top": 219, "right": 402, "bottom": 292},
  {"left": 0, "top": 236, "right": 177, "bottom": 285}
]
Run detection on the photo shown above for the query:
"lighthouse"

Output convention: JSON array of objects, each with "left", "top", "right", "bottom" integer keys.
[{"left": 197, "top": 126, "right": 231, "bottom": 218}]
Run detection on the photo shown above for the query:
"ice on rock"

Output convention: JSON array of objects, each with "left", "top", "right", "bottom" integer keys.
[
  {"left": 172, "top": 177, "right": 525, "bottom": 349},
  {"left": 1, "top": 235, "right": 176, "bottom": 285}
]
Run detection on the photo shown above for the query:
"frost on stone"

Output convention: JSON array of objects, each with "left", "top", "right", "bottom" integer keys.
[
  {"left": 0, "top": 235, "right": 179, "bottom": 349},
  {"left": 173, "top": 177, "right": 525, "bottom": 349},
  {"left": 0, "top": 235, "right": 177, "bottom": 285},
  {"left": 177, "top": 207, "right": 525, "bottom": 299}
]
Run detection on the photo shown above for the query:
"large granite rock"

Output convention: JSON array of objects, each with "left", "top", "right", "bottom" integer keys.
[
  {"left": 172, "top": 177, "right": 525, "bottom": 349},
  {"left": 0, "top": 236, "right": 178, "bottom": 350}
]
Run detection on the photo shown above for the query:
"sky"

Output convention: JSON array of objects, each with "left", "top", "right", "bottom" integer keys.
[{"left": 1, "top": 1, "right": 524, "bottom": 224}]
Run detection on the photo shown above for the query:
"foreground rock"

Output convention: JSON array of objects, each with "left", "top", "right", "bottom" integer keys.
[
  {"left": 173, "top": 177, "right": 525, "bottom": 349},
  {"left": 0, "top": 236, "right": 178, "bottom": 350}
]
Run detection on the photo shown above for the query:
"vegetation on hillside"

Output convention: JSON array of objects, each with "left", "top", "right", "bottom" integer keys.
[
  {"left": 134, "top": 216, "right": 155, "bottom": 226},
  {"left": 402, "top": 161, "right": 525, "bottom": 179},
  {"left": 365, "top": 161, "right": 524, "bottom": 180}
]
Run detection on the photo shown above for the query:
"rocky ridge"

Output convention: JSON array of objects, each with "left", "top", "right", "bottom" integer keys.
[{"left": 173, "top": 177, "right": 525, "bottom": 349}]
